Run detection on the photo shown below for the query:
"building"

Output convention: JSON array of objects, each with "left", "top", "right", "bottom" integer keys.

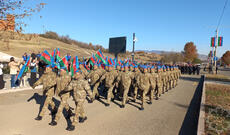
[{"left": 0, "top": 15, "right": 15, "bottom": 31}]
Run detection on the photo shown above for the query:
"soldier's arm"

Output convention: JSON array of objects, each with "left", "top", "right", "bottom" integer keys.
[
  {"left": 32, "top": 75, "right": 44, "bottom": 88},
  {"left": 83, "top": 81, "right": 93, "bottom": 100},
  {"left": 100, "top": 74, "right": 106, "bottom": 82},
  {"left": 65, "top": 81, "right": 73, "bottom": 92}
]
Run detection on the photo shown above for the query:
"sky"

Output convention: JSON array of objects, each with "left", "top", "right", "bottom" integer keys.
[{"left": 23, "top": 0, "right": 230, "bottom": 57}]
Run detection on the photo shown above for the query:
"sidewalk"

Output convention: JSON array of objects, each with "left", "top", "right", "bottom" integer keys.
[{"left": 0, "top": 85, "right": 42, "bottom": 94}]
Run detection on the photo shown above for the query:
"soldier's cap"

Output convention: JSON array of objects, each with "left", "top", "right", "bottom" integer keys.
[
  {"left": 151, "top": 66, "right": 155, "bottom": 69},
  {"left": 134, "top": 65, "right": 138, "bottom": 68},
  {"left": 46, "top": 65, "right": 51, "bottom": 68},
  {"left": 157, "top": 66, "right": 162, "bottom": 69}
]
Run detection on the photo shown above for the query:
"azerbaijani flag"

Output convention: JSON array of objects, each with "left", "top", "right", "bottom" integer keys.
[
  {"left": 210, "top": 37, "right": 215, "bottom": 47},
  {"left": 218, "top": 37, "right": 223, "bottom": 46},
  {"left": 56, "top": 55, "right": 69, "bottom": 71},
  {"left": 71, "top": 56, "right": 79, "bottom": 76},
  {"left": 89, "top": 54, "right": 96, "bottom": 66},
  {"left": 16, "top": 55, "right": 30, "bottom": 80},
  {"left": 40, "top": 50, "right": 51, "bottom": 65},
  {"left": 95, "top": 49, "right": 107, "bottom": 65}
]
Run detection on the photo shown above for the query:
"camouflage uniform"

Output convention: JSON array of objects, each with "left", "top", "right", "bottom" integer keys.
[
  {"left": 50, "top": 71, "right": 72, "bottom": 125},
  {"left": 149, "top": 68, "right": 157, "bottom": 103},
  {"left": 133, "top": 68, "right": 142, "bottom": 101},
  {"left": 162, "top": 69, "right": 167, "bottom": 93},
  {"left": 136, "top": 68, "right": 151, "bottom": 110},
  {"left": 170, "top": 68, "right": 175, "bottom": 89},
  {"left": 117, "top": 67, "right": 134, "bottom": 108},
  {"left": 33, "top": 68, "right": 57, "bottom": 120},
  {"left": 156, "top": 69, "right": 163, "bottom": 99},
  {"left": 86, "top": 67, "right": 105, "bottom": 100},
  {"left": 100, "top": 67, "right": 118, "bottom": 106},
  {"left": 66, "top": 73, "right": 93, "bottom": 131}
]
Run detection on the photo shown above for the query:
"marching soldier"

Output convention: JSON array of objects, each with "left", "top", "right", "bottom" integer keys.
[
  {"left": 66, "top": 71, "right": 94, "bottom": 131},
  {"left": 156, "top": 66, "right": 163, "bottom": 100},
  {"left": 149, "top": 66, "right": 157, "bottom": 104},
  {"left": 100, "top": 65, "right": 119, "bottom": 106},
  {"left": 117, "top": 64, "right": 134, "bottom": 108},
  {"left": 32, "top": 65, "right": 57, "bottom": 121},
  {"left": 135, "top": 65, "right": 151, "bottom": 110},
  {"left": 49, "top": 68, "right": 72, "bottom": 126},
  {"left": 86, "top": 64, "right": 104, "bottom": 100}
]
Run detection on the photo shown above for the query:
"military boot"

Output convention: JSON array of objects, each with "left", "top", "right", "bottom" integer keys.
[
  {"left": 79, "top": 117, "right": 87, "bottom": 123},
  {"left": 66, "top": 125, "right": 75, "bottom": 131},
  {"left": 35, "top": 115, "right": 42, "bottom": 121},
  {"left": 49, "top": 120, "right": 57, "bottom": 126}
]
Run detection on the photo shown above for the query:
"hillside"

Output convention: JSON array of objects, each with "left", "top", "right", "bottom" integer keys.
[
  {"left": 0, "top": 31, "right": 161, "bottom": 62},
  {"left": 137, "top": 49, "right": 208, "bottom": 61}
]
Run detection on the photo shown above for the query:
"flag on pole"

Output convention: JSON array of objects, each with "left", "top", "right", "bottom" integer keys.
[
  {"left": 71, "top": 56, "right": 79, "bottom": 76},
  {"left": 40, "top": 50, "right": 51, "bottom": 65},
  {"left": 89, "top": 54, "right": 96, "bottom": 66},
  {"left": 210, "top": 37, "right": 215, "bottom": 47},
  {"left": 218, "top": 37, "right": 223, "bottom": 46},
  {"left": 95, "top": 49, "right": 107, "bottom": 65},
  {"left": 16, "top": 55, "right": 30, "bottom": 80}
]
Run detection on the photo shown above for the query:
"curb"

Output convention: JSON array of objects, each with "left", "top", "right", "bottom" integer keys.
[
  {"left": 197, "top": 78, "right": 206, "bottom": 135},
  {"left": 0, "top": 85, "right": 42, "bottom": 94}
]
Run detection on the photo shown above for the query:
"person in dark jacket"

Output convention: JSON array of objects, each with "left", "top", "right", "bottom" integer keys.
[
  {"left": 197, "top": 65, "right": 200, "bottom": 75},
  {"left": 30, "top": 59, "right": 37, "bottom": 86},
  {"left": 192, "top": 65, "right": 196, "bottom": 75},
  {"left": 38, "top": 59, "right": 46, "bottom": 78}
]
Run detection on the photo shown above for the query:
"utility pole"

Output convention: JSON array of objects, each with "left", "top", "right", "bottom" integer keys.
[
  {"left": 132, "top": 33, "right": 135, "bottom": 62},
  {"left": 214, "top": 29, "right": 218, "bottom": 67}
]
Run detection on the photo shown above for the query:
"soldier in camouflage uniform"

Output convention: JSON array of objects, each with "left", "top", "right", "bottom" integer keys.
[
  {"left": 66, "top": 71, "right": 93, "bottom": 131},
  {"left": 133, "top": 65, "right": 141, "bottom": 102},
  {"left": 166, "top": 66, "right": 171, "bottom": 91},
  {"left": 149, "top": 66, "right": 157, "bottom": 103},
  {"left": 117, "top": 65, "right": 134, "bottom": 108},
  {"left": 100, "top": 65, "right": 118, "bottom": 106},
  {"left": 86, "top": 64, "right": 105, "bottom": 100},
  {"left": 32, "top": 66, "right": 57, "bottom": 121},
  {"left": 135, "top": 66, "right": 151, "bottom": 110},
  {"left": 49, "top": 68, "right": 72, "bottom": 126},
  {"left": 169, "top": 67, "right": 175, "bottom": 89},
  {"left": 162, "top": 66, "right": 167, "bottom": 94},
  {"left": 156, "top": 66, "right": 163, "bottom": 100}
]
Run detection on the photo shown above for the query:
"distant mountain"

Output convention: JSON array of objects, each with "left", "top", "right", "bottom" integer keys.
[{"left": 136, "top": 50, "right": 208, "bottom": 61}]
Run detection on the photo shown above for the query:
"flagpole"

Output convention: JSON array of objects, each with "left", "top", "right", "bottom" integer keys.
[
  {"left": 132, "top": 33, "right": 135, "bottom": 62},
  {"left": 214, "top": 29, "right": 218, "bottom": 68}
]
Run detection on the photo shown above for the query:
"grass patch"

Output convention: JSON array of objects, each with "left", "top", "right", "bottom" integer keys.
[
  {"left": 205, "top": 84, "right": 230, "bottom": 135},
  {"left": 205, "top": 74, "right": 230, "bottom": 82}
]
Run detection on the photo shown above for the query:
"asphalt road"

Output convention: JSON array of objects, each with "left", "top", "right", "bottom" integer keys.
[{"left": 0, "top": 75, "right": 200, "bottom": 135}]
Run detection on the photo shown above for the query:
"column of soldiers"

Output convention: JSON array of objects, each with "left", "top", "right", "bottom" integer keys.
[
  {"left": 32, "top": 62, "right": 181, "bottom": 131},
  {"left": 178, "top": 64, "right": 201, "bottom": 75}
]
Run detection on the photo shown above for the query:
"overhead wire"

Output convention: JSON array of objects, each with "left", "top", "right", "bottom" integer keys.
[{"left": 216, "top": 0, "right": 229, "bottom": 30}]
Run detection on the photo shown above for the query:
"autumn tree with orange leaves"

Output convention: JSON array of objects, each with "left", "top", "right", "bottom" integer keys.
[
  {"left": 0, "top": 0, "right": 46, "bottom": 32},
  {"left": 183, "top": 42, "right": 198, "bottom": 63},
  {"left": 221, "top": 51, "right": 230, "bottom": 65}
]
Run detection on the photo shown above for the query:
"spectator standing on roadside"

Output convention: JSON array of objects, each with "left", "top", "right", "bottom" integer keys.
[
  {"left": 192, "top": 65, "right": 196, "bottom": 75},
  {"left": 19, "top": 61, "right": 27, "bottom": 87},
  {"left": 30, "top": 59, "right": 37, "bottom": 86},
  {"left": 8, "top": 57, "right": 20, "bottom": 89},
  {"left": 22, "top": 53, "right": 27, "bottom": 62},
  {"left": 216, "top": 66, "right": 218, "bottom": 74},
  {"left": 0, "top": 62, "right": 4, "bottom": 89}
]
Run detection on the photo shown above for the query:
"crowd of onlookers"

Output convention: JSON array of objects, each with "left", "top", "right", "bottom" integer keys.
[{"left": 0, "top": 52, "right": 73, "bottom": 90}]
